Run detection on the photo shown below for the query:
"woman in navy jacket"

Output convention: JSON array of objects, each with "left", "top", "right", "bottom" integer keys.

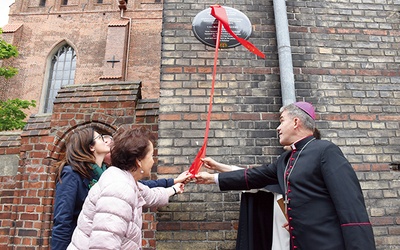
[{"left": 51, "top": 127, "right": 111, "bottom": 250}]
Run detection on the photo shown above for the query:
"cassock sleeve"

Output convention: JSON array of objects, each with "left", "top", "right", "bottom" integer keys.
[
  {"left": 321, "top": 143, "right": 376, "bottom": 250},
  {"left": 219, "top": 163, "right": 279, "bottom": 191}
]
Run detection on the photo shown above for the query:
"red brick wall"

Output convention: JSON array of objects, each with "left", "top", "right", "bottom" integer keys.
[
  {"left": 0, "top": 133, "right": 21, "bottom": 248},
  {"left": 0, "top": 0, "right": 162, "bottom": 113}
]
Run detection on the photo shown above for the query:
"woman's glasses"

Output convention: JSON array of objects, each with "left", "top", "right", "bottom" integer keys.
[
  {"left": 93, "top": 134, "right": 113, "bottom": 142},
  {"left": 102, "top": 135, "right": 113, "bottom": 142}
]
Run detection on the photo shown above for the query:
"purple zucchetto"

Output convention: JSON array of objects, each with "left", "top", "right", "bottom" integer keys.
[{"left": 293, "top": 102, "right": 316, "bottom": 120}]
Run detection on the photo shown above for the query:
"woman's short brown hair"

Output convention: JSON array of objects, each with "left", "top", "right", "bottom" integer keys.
[{"left": 110, "top": 127, "right": 155, "bottom": 171}]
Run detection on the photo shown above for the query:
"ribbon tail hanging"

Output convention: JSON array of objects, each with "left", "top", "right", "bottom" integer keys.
[
  {"left": 210, "top": 5, "right": 266, "bottom": 59},
  {"left": 188, "top": 20, "right": 222, "bottom": 177}
]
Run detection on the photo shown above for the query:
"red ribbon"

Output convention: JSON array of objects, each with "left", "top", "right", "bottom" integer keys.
[
  {"left": 188, "top": 5, "right": 265, "bottom": 177},
  {"left": 210, "top": 5, "right": 266, "bottom": 59},
  {"left": 188, "top": 19, "right": 222, "bottom": 177}
]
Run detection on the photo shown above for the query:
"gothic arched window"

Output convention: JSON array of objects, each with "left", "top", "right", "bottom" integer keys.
[{"left": 43, "top": 45, "right": 76, "bottom": 113}]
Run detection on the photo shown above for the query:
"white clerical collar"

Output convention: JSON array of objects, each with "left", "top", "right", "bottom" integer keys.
[{"left": 290, "top": 135, "right": 313, "bottom": 150}]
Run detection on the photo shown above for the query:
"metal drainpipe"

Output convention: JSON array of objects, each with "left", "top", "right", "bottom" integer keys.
[
  {"left": 120, "top": 8, "right": 131, "bottom": 81},
  {"left": 273, "top": 0, "right": 296, "bottom": 105}
]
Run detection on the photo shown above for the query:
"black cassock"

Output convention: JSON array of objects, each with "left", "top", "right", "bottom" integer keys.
[
  {"left": 220, "top": 136, "right": 376, "bottom": 250},
  {"left": 236, "top": 191, "right": 274, "bottom": 250}
]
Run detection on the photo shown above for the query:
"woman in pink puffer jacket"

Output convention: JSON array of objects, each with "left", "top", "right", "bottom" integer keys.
[{"left": 68, "top": 127, "right": 185, "bottom": 250}]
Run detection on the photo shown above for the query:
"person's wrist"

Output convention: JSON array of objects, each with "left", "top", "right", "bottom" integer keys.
[
  {"left": 172, "top": 186, "right": 177, "bottom": 195},
  {"left": 214, "top": 173, "right": 219, "bottom": 185}
]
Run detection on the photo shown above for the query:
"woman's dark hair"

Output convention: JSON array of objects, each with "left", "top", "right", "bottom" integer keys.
[
  {"left": 313, "top": 128, "right": 321, "bottom": 140},
  {"left": 54, "top": 127, "right": 99, "bottom": 182},
  {"left": 110, "top": 127, "right": 155, "bottom": 171}
]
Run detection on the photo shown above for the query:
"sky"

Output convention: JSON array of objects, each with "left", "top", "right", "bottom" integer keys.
[{"left": 1, "top": 0, "right": 14, "bottom": 27}]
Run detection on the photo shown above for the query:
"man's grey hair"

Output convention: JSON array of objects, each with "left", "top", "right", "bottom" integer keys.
[{"left": 279, "top": 103, "right": 315, "bottom": 131}]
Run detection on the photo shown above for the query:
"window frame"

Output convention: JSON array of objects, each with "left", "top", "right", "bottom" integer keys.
[{"left": 41, "top": 42, "right": 77, "bottom": 114}]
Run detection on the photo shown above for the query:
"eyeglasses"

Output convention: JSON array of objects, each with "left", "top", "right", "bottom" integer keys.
[
  {"left": 102, "top": 135, "right": 113, "bottom": 141},
  {"left": 93, "top": 134, "right": 103, "bottom": 142},
  {"left": 93, "top": 134, "right": 113, "bottom": 142}
]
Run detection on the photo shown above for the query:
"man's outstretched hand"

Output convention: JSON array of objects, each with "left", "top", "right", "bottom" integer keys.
[{"left": 194, "top": 172, "right": 216, "bottom": 184}]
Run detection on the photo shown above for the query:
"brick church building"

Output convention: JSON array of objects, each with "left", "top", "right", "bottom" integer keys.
[{"left": 0, "top": 0, "right": 399, "bottom": 249}]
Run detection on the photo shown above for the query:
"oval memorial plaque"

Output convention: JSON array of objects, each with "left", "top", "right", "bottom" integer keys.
[{"left": 192, "top": 6, "right": 252, "bottom": 49}]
